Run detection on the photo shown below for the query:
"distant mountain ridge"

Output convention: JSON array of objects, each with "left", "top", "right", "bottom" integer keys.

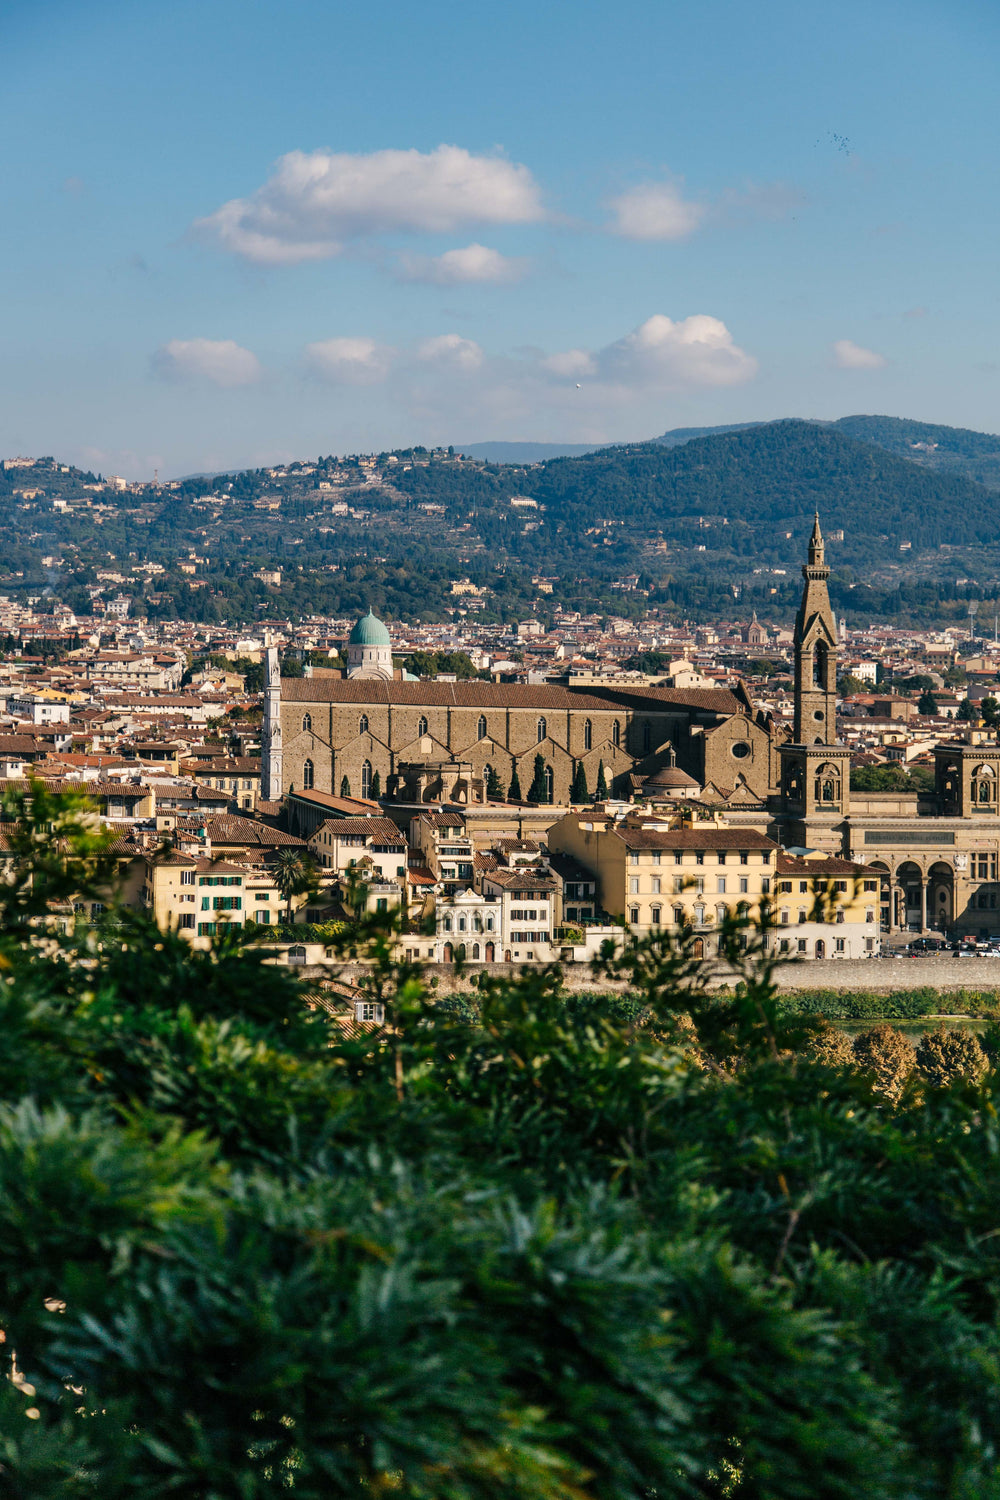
[{"left": 458, "top": 415, "right": 1000, "bottom": 489}]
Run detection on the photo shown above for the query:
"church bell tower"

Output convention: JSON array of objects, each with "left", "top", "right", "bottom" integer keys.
[{"left": 779, "top": 514, "right": 851, "bottom": 846}]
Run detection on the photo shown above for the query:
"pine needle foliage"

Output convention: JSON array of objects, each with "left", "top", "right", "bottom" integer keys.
[{"left": 2, "top": 791, "right": 1000, "bottom": 1496}]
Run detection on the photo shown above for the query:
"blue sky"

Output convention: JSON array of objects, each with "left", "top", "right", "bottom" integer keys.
[{"left": 2, "top": 0, "right": 998, "bottom": 477}]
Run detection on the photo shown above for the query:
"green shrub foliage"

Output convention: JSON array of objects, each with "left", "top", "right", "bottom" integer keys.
[{"left": 3, "top": 789, "right": 1000, "bottom": 1495}]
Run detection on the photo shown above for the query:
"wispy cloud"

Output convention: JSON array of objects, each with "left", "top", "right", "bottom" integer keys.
[
  {"left": 152, "top": 338, "right": 261, "bottom": 386},
  {"left": 395, "top": 242, "right": 528, "bottom": 285},
  {"left": 832, "top": 338, "right": 887, "bottom": 370},
  {"left": 304, "top": 337, "right": 397, "bottom": 385},
  {"left": 194, "top": 146, "right": 545, "bottom": 265},
  {"left": 608, "top": 180, "right": 705, "bottom": 241}
]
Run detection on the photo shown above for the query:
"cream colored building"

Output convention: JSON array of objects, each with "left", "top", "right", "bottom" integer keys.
[{"left": 548, "top": 812, "right": 778, "bottom": 953}]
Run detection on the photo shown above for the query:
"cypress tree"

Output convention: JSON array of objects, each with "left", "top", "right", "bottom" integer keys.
[
  {"left": 370, "top": 769, "right": 381, "bottom": 800},
  {"left": 340, "top": 775, "right": 351, "bottom": 797},
  {"left": 485, "top": 764, "right": 504, "bottom": 800},
  {"left": 595, "top": 760, "right": 609, "bottom": 800},
  {"left": 571, "top": 761, "right": 588, "bottom": 803},
  {"left": 527, "top": 753, "right": 547, "bottom": 804},
  {"left": 508, "top": 763, "right": 523, "bottom": 801}
]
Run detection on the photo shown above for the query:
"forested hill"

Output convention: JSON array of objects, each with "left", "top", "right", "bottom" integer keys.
[
  {"left": 527, "top": 419, "right": 995, "bottom": 551},
  {"left": 831, "top": 414, "right": 1000, "bottom": 490}
]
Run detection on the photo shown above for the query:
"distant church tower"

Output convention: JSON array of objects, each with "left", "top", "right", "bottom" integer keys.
[
  {"left": 346, "top": 609, "right": 393, "bottom": 680},
  {"left": 261, "top": 645, "right": 283, "bottom": 801},
  {"left": 779, "top": 514, "right": 852, "bottom": 846}
]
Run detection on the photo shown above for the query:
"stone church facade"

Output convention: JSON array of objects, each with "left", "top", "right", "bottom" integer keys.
[{"left": 264, "top": 622, "right": 780, "bottom": 812}]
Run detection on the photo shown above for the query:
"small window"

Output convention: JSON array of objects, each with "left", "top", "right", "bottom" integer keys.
[
  {"left": 355, "top": 1000, "right": 384, "bottom": 1023},
  {"left": 629, "top": 906, "right": 640, "bottom": 924},
  {"left": 537, "top": 717, "right": 547, "bottom": 742},
  {"left": 651, "top": 905, "right": 661, "bottom": 924},
  {"left": 835, "top": 937, "right": 846, "bottom": 953},
  {"left": 178, "top": 913, "right": 195, "bottom": 929},
  {"left": 629, "top": 877, "right": 640, "bottom": 894},
  {"left": 716, "top": 877, "right": 726, "bottom": 894},
  {"left": 359, "top": 714, "right": 369, "bottom": 735},
  {"left": 302, "top": 713, "right": 312, "bottom": 732},
  {"left": 612, "top": 720, "right": 621, "bottom": 748},
  {"left": 418, "top": 715, "right": 428, "bottom": 737},
  {"left": 478, "top": 715, "right": 487, "bottom": 741},
  {"left": 181, "top": 870, "right": 195, "bottom": 885},
  {"left": 584, "top": 719, "right": 592, "bottom": 751}
]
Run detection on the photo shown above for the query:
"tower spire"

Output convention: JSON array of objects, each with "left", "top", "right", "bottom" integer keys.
[{"left": 808, "top": 511, "right": 824, "bottom": 567}]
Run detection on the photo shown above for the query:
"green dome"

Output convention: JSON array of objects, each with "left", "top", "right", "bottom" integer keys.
[{"left": 349, "top": 609, "right": 391, "bottom": 647}]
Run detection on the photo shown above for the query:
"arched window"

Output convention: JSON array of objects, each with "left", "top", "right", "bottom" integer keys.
[
  {"left": 340, "top": 775, "right": 351, "bottom": 797},
  {"left": 612, "top": 720, "right": 621, "bottom": 748},
  {"left": 443, "top": 916, "right": 452, "bottom": 933},
  {"left": 302, "top": 759, "right": 314, "bottom": 789},
  {"left": 458, "top": 916, "right": 466, "bottom": 932},
  {"left": 359, "top": 714, "right": 368, "bottom": 735},
  {"left": 974, "top": 764, "right": 996, "bottom": 803},
  {"left": 361, "top": 760, "right": 372, "bottom": 799},
  {"left": 472, "top": 943, "right": 480, "bottom": 959},
  {"left": 473, "top": 915, "right": 482, "bottom": 932},
  {"left": 537, "top": 717, "right": 547, "bottom": 743},
  {"left": 544, "top": 764, "right": 554, "bottom": 802},
  {"left": 477, "top": 715, "right": 487, "bottom": 741},
  {"left": 418, "top": 715, "right": 428, "bottom": 737},
  {"left": 814, "top": 640, "right": 828, "bottom": 688},
  {"left": 302, "top": 713, "right": 312, "bottom": 732},
  {"left": 486, "top": 915, "right": 494, "bottom": 931},
  {"left": 814, "top": 763, "right": 841, "bottom": 804},
  {"left": 584, "top": 719, "right": 592, "bottom": 751}
]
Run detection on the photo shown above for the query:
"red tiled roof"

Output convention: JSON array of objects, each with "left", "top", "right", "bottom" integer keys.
[{"left": 280, "top": 679, "right": 627, "bottom": 711}]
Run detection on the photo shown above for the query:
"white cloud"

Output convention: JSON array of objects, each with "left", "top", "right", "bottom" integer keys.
[
  {"left": 541, "top": 348, "right": 598, "bottom": 378},
  {"left": 195, "top": 146, "right": 544, "bottom": 265},
  {"left": 608, "top": 180, "right": 706, "bottom": 241},
  {"left": 304, "top": 337, "right": 396, "bottom": 385},
  {"left": 832, "top": 338, "right": 887, "bottom": 369},
  {"left": 416, "top": 334, "right": 484, "bottom": 371},
  {"left": 152, "top": 338, "right": 261, "bottom": 387},
  {"left": 546, "top": 314, "right": 757, "bottom": 390},
  {"left": 396, "top": 242, "right": 528, "bottom": 285}
]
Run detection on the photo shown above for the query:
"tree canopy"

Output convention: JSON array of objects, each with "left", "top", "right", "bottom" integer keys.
[{"left": 3, "top": 788, "right": 1000, "bottom": 1496}]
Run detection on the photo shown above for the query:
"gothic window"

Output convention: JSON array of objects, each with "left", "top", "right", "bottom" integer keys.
[
  {"left": 478, "top": 715, "right": 487, "bottom": 741},
  {"left": 302, "top": 759, "right": 314, "bottom": 790},
  {"left": 974, "top": 764, "right": 996, "bottom": 804},
  {"left": 544, "top": 764, "right": 554, "bottom": 802},
  {"left": 612, "top": 720, "right": 621, "bottom": 748},
  {"left": 418, "top": 715, "right": 428, "bottom": 737},
  {"left": 584, "top": 719, "right": 592, "bottom": 751},
  {"left": 813, "top": 640, "right": 828, "bottom": 688},
  {"left": 359, "top": 714, "right": 368, "bottom": 735},
  {"left": 537, "top": 717, "right": 547, "bottom": 742},
  {"left": 361, "top": 760, "right": 372, "bottom": 799},
  {"left": 302, "top": 713, "right": 312, "bottom": 732}
]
